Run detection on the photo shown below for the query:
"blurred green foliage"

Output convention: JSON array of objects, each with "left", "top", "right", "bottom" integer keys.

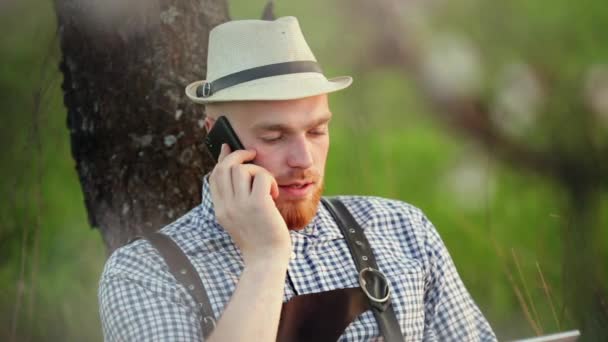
[{"left": 1, "top": 0, "right": 606, "bottom": 341}]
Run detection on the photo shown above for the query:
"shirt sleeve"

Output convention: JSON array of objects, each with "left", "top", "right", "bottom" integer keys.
[
  {"left": 98, "top": 246, "right": 203, "bottom": 342},
  {"left": 420, "top": 215, "right": 497, "bottom": 341}
]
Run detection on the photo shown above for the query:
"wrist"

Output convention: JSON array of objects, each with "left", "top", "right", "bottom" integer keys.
[{"left": 244, "top": 248, "right": 291, "bottom": 270}]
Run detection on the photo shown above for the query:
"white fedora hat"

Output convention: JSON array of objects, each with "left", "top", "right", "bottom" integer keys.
[{"left": 185, "top": 16, "right": 352, "bottom": 103}]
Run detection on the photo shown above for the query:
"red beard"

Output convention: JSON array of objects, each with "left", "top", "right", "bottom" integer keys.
[{"left": 274, "top": 171, "right": 324, "bottom": 230}]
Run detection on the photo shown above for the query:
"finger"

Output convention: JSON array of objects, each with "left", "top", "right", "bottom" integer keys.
[
  {"left": 220, "top": 148, "right": 257, "bottom": 167},
  {"left": 251, "top": 171, "right": 279, "bottom": 201},
  {"left": 217, "top": 143, "right": 230, "bottom": 163},
  {"left": 270, "top": 179, "right": 279, "bottom": 199},
  {"left": 231, "top": 164, "right": 271, "bottom": 198},
  {"left": 214, "top": 147, "right": 256, "bottom": 200},
  {"left": 212, "top": 161, "right": 235, "bottom": 199},
  {"left": 208, "top": 170, "right": 224, "bottom": 212},
  {"left": 231, "top": 165, "right": 252, "bottom": 200}
]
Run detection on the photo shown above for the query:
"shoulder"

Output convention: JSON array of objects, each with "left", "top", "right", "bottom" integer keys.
[
  {"left": 99, "top": 206, "right": 202, "bottom": 289},
  {"left": 98, "top": 207, "right": 205, "bottom": 340},
  {"left": 329, "top": 194, "right": 430, "bottom": 230},
  {"left": 328, "top": 195, "right": 436, "bottom": 259}
]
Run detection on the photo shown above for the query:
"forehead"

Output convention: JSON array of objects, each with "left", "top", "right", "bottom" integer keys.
[{"left": 212, "top": 94, "right": 330, "bottom": 128}]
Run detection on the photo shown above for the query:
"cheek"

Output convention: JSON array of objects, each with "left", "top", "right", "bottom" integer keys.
[
  {"left": 239, "top": 136, "right": 277, "bottom": 169},
  {"left": 314, "top": 138, "right": 330, "bottom": 164},
  {"left": 250, "top": 145, "right": 280, "bottom": 172}
]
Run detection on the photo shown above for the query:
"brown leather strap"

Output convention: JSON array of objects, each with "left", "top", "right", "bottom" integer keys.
[
  {"left": 143, "top": 232, "right": 216, "bottom": 339},
  {"left": 141, "top": 196, "right": 403, "bottom": 341},
  {"left": 322, "top": 197, "right": 405, "bottom": 342}
]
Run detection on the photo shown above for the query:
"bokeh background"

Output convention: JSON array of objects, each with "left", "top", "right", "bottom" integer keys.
[{"left": 1, "top": 0, "right": 607, "bottom": 341}]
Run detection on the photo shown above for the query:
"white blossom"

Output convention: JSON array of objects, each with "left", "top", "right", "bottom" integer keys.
[
  {"left": 584, "top": 64, "right": 608, "bottom": 128},
  {"left": 441, "top": 153, "right": 495, "bottom": 211},
  {"left": 422, "top": 33, "right": 483, "bottom": 98},
  {"left": 491, "top": 62, "right": 544, "bottom": 138}
]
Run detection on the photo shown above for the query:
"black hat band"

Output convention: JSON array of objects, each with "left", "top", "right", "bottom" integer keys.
[{"left": 196, "top": 60, "right": 323, "bottom": 98}]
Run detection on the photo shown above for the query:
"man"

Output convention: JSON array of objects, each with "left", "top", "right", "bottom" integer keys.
[{"left": 99, "top": 16, "right": 497, "bottom": 341}]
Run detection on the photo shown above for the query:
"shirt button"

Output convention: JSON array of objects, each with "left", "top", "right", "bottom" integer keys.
[{"left": 290, "top": 251, "right": 297, "bottom": 260}]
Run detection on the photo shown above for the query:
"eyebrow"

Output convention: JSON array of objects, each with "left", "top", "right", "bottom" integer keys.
[{"left": 252, "top": 112, "right": 332, "bottom": 133}]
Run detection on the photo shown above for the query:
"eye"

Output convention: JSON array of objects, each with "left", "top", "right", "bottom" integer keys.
[
  {"left": 261, "top": 135, "right": 282, "bottom": 143},
  {"left": 308, "top": 126, "right": 328, "bottom": 136}
]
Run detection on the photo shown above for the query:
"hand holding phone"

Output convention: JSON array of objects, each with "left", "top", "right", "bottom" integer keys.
[
  {"left": 206, "top": 117, "right": 291, "bottom": 265},
  {"left": 205, "top": 116, "right": 246, "bottom": 162}
]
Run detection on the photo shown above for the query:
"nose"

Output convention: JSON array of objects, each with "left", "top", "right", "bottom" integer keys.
[{"left": 287, "top": 134, "right": 314, "bottom": 169}]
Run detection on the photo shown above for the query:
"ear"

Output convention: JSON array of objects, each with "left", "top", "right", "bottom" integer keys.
[{"left": 203, "top": 116, "right": 216, "bottom": 133}]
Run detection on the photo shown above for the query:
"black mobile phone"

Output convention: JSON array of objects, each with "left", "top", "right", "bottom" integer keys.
[{"left": 204, "top": 115, "right": 246, "bottom": 162}]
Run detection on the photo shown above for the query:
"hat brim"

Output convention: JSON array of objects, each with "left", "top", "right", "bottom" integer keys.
[{"left": 185, "top": 72, "right": 352, "bottom": 104}]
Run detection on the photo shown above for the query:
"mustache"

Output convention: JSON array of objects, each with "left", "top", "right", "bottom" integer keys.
[{"left": 275, "top": 169, "right": 320, "bottom": 184}]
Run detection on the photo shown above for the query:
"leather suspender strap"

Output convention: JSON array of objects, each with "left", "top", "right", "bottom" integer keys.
[
  {"left": 143, "top": 232, "right": 216, "bottom": 339},
  {"left": 141, "top": 198, "right": 403, "bottom": 341},
  {"left": 321, "top": 197, "right": 404, "bottom": 342}
]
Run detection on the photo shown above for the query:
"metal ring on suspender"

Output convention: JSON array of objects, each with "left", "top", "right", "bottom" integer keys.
[
  {"left": 358, "top": 267, "right": 391, "bottom": 304},
  {"left": 203, "top": 316, "right": 216, "bottom": 329}
]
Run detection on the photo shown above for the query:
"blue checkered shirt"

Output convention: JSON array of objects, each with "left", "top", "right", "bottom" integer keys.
[{"left": 99, "top": 174, "right": 497, "bottom": 341}]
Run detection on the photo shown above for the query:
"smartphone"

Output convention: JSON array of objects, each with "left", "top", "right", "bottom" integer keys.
[{"left": 204, "top": 115, "right": 246, "bottom": 162}]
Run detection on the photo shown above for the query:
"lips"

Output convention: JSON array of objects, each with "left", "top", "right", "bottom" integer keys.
[
  {"left": 278, "top": 182, "right": 314, "bottom": 198},
  {"left": 280, "top": 182, "right": 312, "bottom": 187}
]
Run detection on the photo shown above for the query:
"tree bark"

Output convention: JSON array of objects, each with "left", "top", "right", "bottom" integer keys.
[{"left": 54, "top": 0, "right": 229, "bottom": 253}]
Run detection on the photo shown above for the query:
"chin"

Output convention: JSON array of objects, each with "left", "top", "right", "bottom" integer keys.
[{"left": 276, "top": 181, "right": 324, "bottom": 230}]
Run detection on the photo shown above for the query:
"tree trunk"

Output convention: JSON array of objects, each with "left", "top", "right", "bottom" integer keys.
[{"left": 54, "top": 0, "right": 229, "bottom": 253}]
